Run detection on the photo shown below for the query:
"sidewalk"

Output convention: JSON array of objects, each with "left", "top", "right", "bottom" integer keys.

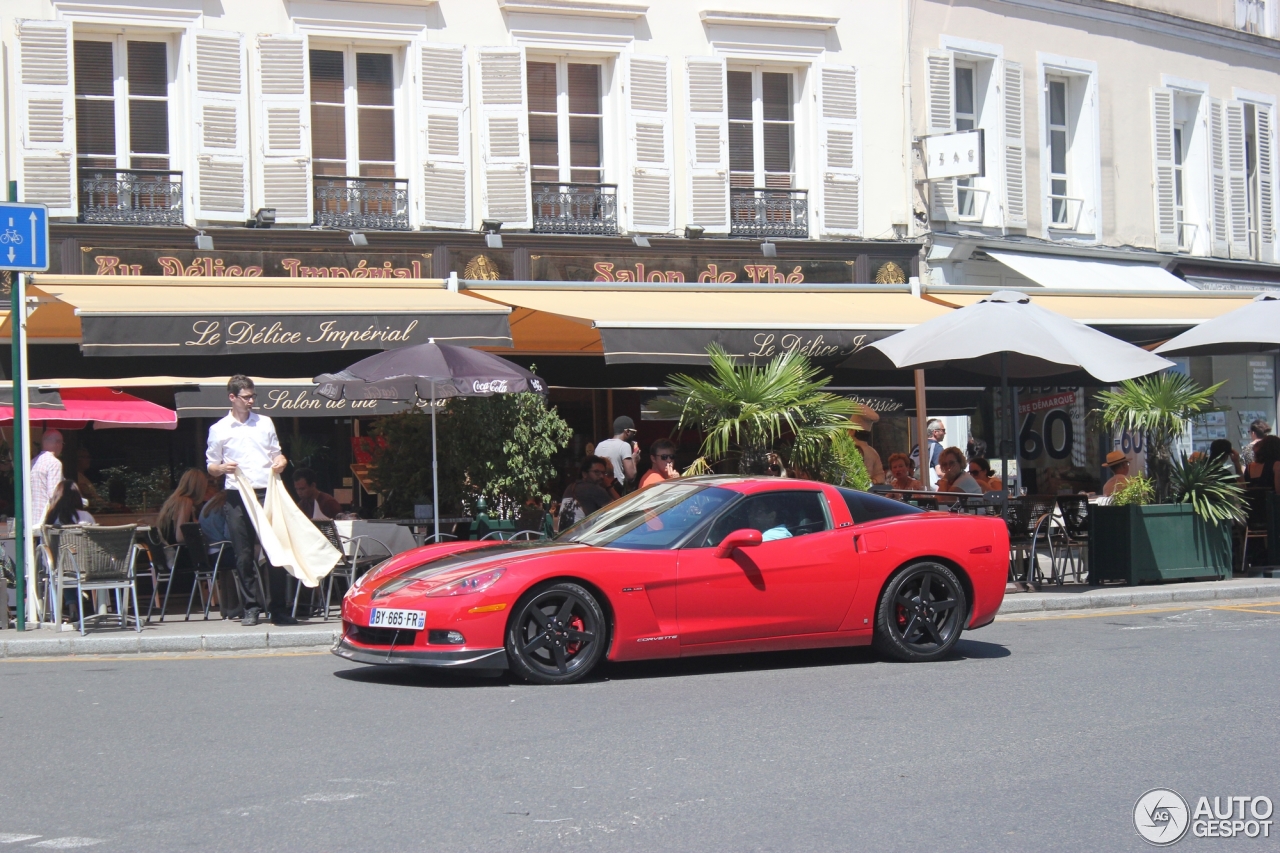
[{"left": 4, "top": 577, "right": 1280, "bottom": 658}]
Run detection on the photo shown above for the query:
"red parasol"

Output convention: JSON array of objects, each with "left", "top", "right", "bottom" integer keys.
[{"left": 0, "top": 387, "right": 177, "bottom": 430}]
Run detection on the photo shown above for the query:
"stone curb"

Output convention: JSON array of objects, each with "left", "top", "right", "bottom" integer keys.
[
  {"left": 0, "top": 628, "right": 339, "bottom": 659},
  {"left": 997, "top": 582, "right": 1280, "bottom": 615}
]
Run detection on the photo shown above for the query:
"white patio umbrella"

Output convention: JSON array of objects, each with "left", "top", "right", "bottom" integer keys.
[
  {"left": 1154, "top": 293, "right": 1280, "bottom": 356},
  {"left": 847, "top": 291, "right": 1175, "bottom": 490}
]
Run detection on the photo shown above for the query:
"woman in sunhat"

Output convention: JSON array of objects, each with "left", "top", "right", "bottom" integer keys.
[{"left": 1102, "top": 450, "right": 1131, "bottom": 497}]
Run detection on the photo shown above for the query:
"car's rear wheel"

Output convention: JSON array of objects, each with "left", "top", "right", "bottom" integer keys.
[
  {"left": 505, "top": 582, "right": 608, "bottom": 684},
  {"left": 873, "top": 562, "right": 967, "bottom": 662}
]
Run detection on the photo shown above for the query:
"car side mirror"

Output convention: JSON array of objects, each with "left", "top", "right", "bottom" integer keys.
[{"left": 716, "top": 528, "right": 763, "bottom": 558}]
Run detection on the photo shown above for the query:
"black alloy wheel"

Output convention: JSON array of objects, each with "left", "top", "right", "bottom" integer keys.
[
  {"left": 505, "top": 582, "right": 608, "bottom": 684},
  {"left": 873, "top": 561, "right": 967, "bottom": 662}
]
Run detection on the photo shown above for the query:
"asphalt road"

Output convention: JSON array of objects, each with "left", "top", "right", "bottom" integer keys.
[{"left": 2, "top": 601, "right": 1279, "bottom": 853}]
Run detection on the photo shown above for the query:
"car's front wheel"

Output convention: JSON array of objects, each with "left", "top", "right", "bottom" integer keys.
[
  {"left": 873, "top": 562, "right": 967, "bottom": 662},
  {"left": 505, "top": 582, "right": 608, "bottom": 684}
]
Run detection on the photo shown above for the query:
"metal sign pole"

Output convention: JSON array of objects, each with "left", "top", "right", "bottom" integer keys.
[{"left": 10, "top": 272, "right": 25, "bottom": 630}]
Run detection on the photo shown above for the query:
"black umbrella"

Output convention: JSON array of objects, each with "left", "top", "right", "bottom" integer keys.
[{"left": 315, "top": 341, "right": 547, "bottom": 539}]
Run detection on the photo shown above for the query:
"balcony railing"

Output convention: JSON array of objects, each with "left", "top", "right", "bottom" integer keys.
[
  {"left": 80, "top": 169, "right": 183, "bottom": 226},
  {"left": 314, "top": 176, "right": 410, "bottom": 231},
  {"left": 532, "top": 182, "right": 618, "bottom": 235},
  {"left": 730, "top": 188, "right": 808, "bottom": 238}
]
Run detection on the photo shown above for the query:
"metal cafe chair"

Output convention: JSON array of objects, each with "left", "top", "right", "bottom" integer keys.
[
  {"left": 1239, "top": 488, "right": 1271, "bottom": 573},
  {"left": 294, "top": 520, "right": 393, "bottom": 621},
  {"left": 1053, "top": 495, "right": 1091, "bottom": 584},
  {"left": 1005, "top": 496, "right": 1059, "bottom": 589},
  {"left": 178, "top": 523, "right": 232, "bottom": 621},
  {"left": 141, "top": 527, "right": 189, "bottom": 624},
  {"left": 55, "top": 524, "right": 143, "bottom": 635}
]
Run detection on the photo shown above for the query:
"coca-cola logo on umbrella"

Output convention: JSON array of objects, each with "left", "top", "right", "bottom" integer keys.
[{"left": 473, "top": 379, "right": 510, "bottom": 394}]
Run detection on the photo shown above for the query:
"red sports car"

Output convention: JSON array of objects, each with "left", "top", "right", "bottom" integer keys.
[{"left": 334, "top": 477, "right": 1009, "bottom": 684}]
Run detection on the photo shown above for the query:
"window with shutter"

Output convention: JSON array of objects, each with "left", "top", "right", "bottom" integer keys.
[
  {"left": 16, "top": 19, "right": 77, "bottom": 215},
  {"left": 1225, "top": 100, "right": 1250, "bottom": 258},
  {"left": 626, "top": 54, "right": 673, "bottom": 234},
  {"left": 926, "top": 49, "right": 955, "bottom": 221},
  {"left": 1151, "top": 88, "right": 1179, "bottom": 252},
  {"left": 419, "top": 43, "right": 470, "bottom": 230},
  {"left": 685, "top": 56, "right": 728, "bottom": 232},
  {"left": 189, "top": 30, "right": 249, "bottom": 222},
  {"left": 1255, "top": 105, "right": 1276, "bottom": 263},
  {"left": 1209, "top": 98, "right": 1230, "bottom": 257},
  {"left": 1001, "top": 59, "right": 1027, "bottom": 229},
  {"left": 818, "top": 64, "right": 860, "bottom": 237},
  {"left": 255, "top": 35, "right": 311, "bottom": 224},
  {"left": 478, "top": 48, "right": 531, "bottom": 229}
]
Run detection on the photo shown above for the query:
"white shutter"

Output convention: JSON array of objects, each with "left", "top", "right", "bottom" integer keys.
[
  {"left": 926, "top": 49, "right": 956, "bottom": 221},
  {"left": 685, "top": 56, "right": 729, "bottom": 233},
  {"left": 1225, "top": 100, "right": 1250, "bottom": 258},
  {"left": 1002, "top": 60, "right": 1028, "bottom": 229},
  {"left": 189, "top": 30, "right": 249, "bottom": 222},
  {"left": 254, "top": 35, "right": 311, "bottom": 224},
  {"left": 1256, "top": 105, "right": 1276, "bottom": 263},
  {"left": 15, "top": 19, "right": 75, "bottom": 216},
  {"left": 1209, "top": 98, "right": 1230, "bottom": 258},
  {"left": 1151, "top": 88, "right": 1179, "bottom": 252},
  {"left": 818, "top": 64, "right": 861, "bottom": 237},
  {"left": 626, "top": 54, "right": 674, "bottom": 234},
  {"left": 477, "top": 47, "right": 530, "bottom": 229},
  {"left": 419, "top": 43, "right": 471, "bottom": 230}
]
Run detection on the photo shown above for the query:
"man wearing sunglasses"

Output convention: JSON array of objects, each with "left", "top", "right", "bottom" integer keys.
[
  {"left": 638, "top": 439, "right": 681, "bottom": 490},
  {"left": 206, "top": 375, "right": 289, "bottom": 626}
]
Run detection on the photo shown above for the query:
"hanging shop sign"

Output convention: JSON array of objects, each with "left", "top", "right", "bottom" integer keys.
[{"left": 174, "top": 384, "right": 439, "bottom": 418}]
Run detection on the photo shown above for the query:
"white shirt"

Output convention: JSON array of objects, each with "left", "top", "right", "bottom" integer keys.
[
  {"left": 207, "top": 411, "right": 281, "bottom": 490},
  {"left": 595, "top": 437, "right": 633, "bottom": 482},
  {"left": 31, "top": 450, "right": 64, "bottom": 528}
]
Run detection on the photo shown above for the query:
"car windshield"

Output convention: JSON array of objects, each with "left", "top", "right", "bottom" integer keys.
[{"left": 559, "top": 481, "right": 737, "bottom": 550}]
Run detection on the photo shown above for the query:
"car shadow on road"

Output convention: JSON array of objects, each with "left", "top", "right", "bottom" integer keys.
[{"left": 330, "top": 638, "right": 1008, "bottom": 688}]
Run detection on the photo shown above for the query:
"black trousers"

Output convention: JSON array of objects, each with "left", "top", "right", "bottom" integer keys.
[{"left": 223, "top": 489, "right": 287, "bottom": 614}]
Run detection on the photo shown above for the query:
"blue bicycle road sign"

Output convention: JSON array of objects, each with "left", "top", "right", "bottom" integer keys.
[{"left": 0, "top": 202, "right": 50, "bottom": 272}]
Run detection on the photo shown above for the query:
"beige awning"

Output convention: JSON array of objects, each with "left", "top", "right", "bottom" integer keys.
[
  {"left": 28, "top": 275, "right": 513, "bottom": 355},
  {"left": 468, "top": 284, "right": 951, "bottom": 363}
]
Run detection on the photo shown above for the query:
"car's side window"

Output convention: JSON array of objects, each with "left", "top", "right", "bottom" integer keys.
[{"left": 703, "top": 492, "right": 831, "bottom": 547}]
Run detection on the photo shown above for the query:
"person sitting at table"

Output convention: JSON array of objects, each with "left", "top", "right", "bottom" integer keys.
[
  {"left": 887, "top": 453, "right": 922, "bottom": 491},
  {"left": 1102, "top": 451, "right": 1132, "bottom": 497},
  {"left": 293, "top": 467, "right": 342, "bottom": 520},
  {"left": 43, "top": 479, "right": 95, "bottom": 527},
  {"left": 936, "top": 447, "right": 983, "bottom": 495},
  {"left": 1244, "top": 435, "right": 1280, "bottom": 493},
  {"left": 1209, "top": 438, "right": 1243, "bottom": 482},
  {"left": 967, "top": 457, "right": 1003, "bottom": 492},
  {"left": 157, "top": 469, "right": 210, "bottom": 545},
  {"left": 638, "top": 439, "right": 681, "bottom": 490}
]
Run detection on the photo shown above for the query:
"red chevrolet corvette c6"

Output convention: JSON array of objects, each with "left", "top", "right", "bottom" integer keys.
[{"left": 334, "top": 476, "right": 1010, "bottom": 684}]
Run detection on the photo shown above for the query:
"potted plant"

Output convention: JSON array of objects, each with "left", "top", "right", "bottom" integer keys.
[
  {"left": 651, "top": 344, "right": 869, "bottom": 487},
  {"left": 1090, "top": 374, "right": 1241, "bottom": 584}
]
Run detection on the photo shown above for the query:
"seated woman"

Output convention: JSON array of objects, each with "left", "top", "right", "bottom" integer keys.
[
  {"left": 1210, "top": 438, "right": 1243, "bottom": 481},
  {"left": 1245, "top": 435, "right": 1280, "bottom": 493},
  {"left": 967, "top": 457, "right": 1003, "bottom": 492},
  {"left": 935, "top": 447, "right": 984, "bottom": 496},
  {"left": 157, "top": 468, "right": 210, "bottom": 545},
  {"left": 44, "top": 479, "right": 95, "bottom": 527},
  {"left": 886, "top": 452, "right": 923, "bottom": 491}
]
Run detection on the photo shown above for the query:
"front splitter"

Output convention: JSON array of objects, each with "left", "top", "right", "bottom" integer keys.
[{"left": 332, "top": 637, "right": 508, "bottom": 669}]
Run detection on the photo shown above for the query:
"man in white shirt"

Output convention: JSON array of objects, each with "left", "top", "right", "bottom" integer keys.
[
  {"left": 31, "top": 430, "right": 65, "bottom": 528},
  {"left": 594, "top": 416, "right": 639, "bottom": 491},
  {"left": 206, "top": 376, "right": 289, "bottom": 626}
]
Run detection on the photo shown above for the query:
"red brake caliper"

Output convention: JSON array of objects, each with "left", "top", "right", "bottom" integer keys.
[{"left": 565, "top": 615, "right": 585, "bottom": 656}]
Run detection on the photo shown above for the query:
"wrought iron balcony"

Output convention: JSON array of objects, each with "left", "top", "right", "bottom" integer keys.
[
  {"left": 730, "top": 188, "right": 809, "bottom": 239},
  {"left": 532, "top": 182, "right": 618, "bottom": 236},
  {"left": 314, "top": 176, "right": 410, "bottom": 231},
  {"left": 79, "top": 169, "right": 183, "bottom": 226}
]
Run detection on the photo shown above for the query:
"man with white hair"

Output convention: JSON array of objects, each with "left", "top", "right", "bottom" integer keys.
[{"left": 31, "top": 430, "right": 65, "bottom": 527}]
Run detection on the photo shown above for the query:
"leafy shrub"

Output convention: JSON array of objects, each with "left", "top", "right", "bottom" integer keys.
[{"left": 1110, "top": 473, "right": 1155, "bottom": 507}]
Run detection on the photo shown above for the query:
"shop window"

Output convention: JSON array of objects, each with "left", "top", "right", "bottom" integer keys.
[
  {"left": 309, "top": 47, "right": 399, "bottom": 179},
  {"left": 527, "top": 58, "right": 604, "bottom": 185},
  {"left": 74, "top": 37, "right": 172, "bottom": 214},
  {"left": 728, "top": 68, "right": 794, "bottom": 190}
]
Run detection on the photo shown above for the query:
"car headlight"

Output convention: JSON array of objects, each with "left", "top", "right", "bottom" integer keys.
[{"left": 425, "top": 567, "right": 505, "bottom": 597}]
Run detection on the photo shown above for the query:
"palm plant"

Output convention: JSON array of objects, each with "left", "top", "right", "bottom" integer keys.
[
  {"left": 1096, "top": 372, "right": 1223, "bottom": 502},
  {"left": 1170, "top": 453, "right": 1246, "bottom": 525},
  {"left": 651, "top": 344, "right": 862, "bottom": 476}
]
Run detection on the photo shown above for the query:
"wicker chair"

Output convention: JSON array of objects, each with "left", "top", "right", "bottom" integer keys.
[{"left": 55, "top": 524, "right": 142, "bottom": 635}]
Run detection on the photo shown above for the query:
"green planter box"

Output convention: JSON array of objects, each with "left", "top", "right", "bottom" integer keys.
[{"left": 1089, "top": 503, "right": 1231, "bottom": 584}]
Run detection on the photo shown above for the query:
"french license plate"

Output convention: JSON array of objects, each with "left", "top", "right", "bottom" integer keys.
[{"left": 368, "top": 608, "right": 426, "bottom": 630}]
